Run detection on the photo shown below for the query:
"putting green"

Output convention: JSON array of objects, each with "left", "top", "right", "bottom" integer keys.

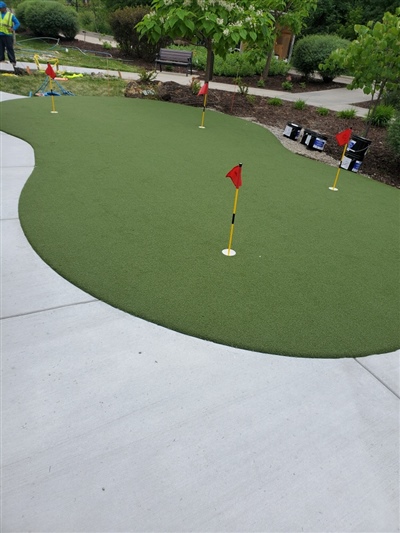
[{"left": 2, "top": 96, "right": 399, "bottom": 357}]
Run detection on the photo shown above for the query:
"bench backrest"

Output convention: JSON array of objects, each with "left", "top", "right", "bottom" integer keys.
[{"left": 158, "top": 49, "right": 193, "bottom": 63}]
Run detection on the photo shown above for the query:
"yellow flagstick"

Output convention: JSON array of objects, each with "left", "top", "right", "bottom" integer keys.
[
  {"left": 226, "top": 187, "right": 239, "bottom": 256},
  {"left": 199, "top": 92, "right": 208, "bottom": 128},
  {"left": 50, "top": 77, "right": 58, "bottom": 114},
  {"left": 222, "top": 163, "right": 242, "bottom": 257},
  {"left": 329, "top": 143, "right": 348, "bottom": 191}
]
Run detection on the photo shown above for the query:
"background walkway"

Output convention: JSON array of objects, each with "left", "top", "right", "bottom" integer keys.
[{"left": 1, "top": 86, "right": 399, "bottom": 531}]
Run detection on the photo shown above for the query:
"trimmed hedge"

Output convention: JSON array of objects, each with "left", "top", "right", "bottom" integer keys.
[
  {"left": 16, "top": 0, "right": 79, "bottom": 39},
  {"left": 292, "top": 34, "right": 350, "bottom": 81}
]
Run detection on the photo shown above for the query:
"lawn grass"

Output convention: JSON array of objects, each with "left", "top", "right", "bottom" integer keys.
[
  {"left": 16, "top": 35, "right": 138, "bottom": 72},
  {"left": 1, "top": 70, "right": 128, "bottom": 97},
  {"left": 2, "top": 96, "right": 399, "bottom": 358}
]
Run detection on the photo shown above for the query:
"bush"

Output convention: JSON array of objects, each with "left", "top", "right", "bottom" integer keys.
[
  {"left": 387, "top": 113, "right": 400, "bottom": 157},
  {"left": 110, "top": 6, "right": 168, "bottom": 61},
  {"left": 268, "top": 97, "right": 283, "bottom": 106},
  {"left": 281, "top": 81, "right": 293, "bottom": 91},
  {"left": 368, "top": 105, "right": 395, "bottom": 128},
  {"left": 336, "top": 109, "right": 357, "bottom": 119},
  {"left": 17, "top": 0, "right": 79, "bottom": 39},
  {"left": 15, "top": 0, "right": 35, "bottom": 29},
  {"left": 292, "top": 34, "right": 350, "bottom": 81},
  {"left": 190, "top": 48, "right": 289, "bottom": 78},
  {"left": 317, "top": 107, "right": 329, "bottom": 116},
  {"left": 293, "top": 99, "right": 306, "bottom": 110},
  {"left": 78, "top": 7, "right": 111, "bottom": 35}
]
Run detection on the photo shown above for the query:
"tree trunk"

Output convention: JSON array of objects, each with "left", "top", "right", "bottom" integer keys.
[
  {"left": 262, "top": 45, "right": 275, "bottom": 80},
  {"left": 205, "top": 39, "right": 214, "bottom": 83}
]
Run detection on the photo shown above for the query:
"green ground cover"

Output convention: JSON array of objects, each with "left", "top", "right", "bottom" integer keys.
[{"left": 2, "top": 96, "right": 398, "bottom": 357}]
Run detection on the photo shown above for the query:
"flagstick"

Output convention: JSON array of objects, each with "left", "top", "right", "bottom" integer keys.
[
  {"left": 222, "top": 188, "right": 239, "bottom": 257},
  {"left": 329, "top": 143, "right": 347, "bottom": 191},
  {"left": 199, "top": 92, "right": 207, "bottom": 129},
  {"left": 50, "top": 78, "right": 58, "bottom": 114}
]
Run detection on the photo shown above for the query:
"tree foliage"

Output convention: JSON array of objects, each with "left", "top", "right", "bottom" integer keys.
[
  {"left": 136, "top": 0, "right": 275, "bottom": 82},
  {"left": 302, "top": 0, "right": 399, "bottom": 40},
  {"left": 259, "top": 0, "right": 318, "bottom": 79},
  {"left": 110, "top": 6, "right": 167, "bottom": 60},
  {"left": 322, "top": 9, "right": 400, "bottom": 133}
]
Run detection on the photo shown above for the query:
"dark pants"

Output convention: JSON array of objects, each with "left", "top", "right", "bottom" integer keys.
[{"left": 0, "top": 34, "right": 16, "bottom": 64}]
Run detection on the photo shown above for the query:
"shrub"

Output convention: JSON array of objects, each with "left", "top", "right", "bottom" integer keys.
[
  {"left": 282, "top": 81, "right": 293, "bottom": 91},
  {"left": 293, "top": 99, "right": 306, "bottom": 110},
  {"left": 190, "top": 48, "right": 289, "bottom": 78},
  {"left": 137, "top": 68, "right": 157, "bottom": 83},
  {"left": 18, "top": 0, "right": 79, "bottom": 39},
  {"left": 368, "top": 105, "right": 395, "bottom": 127},
  {"left": 387, "top": 113, "right": 400, "bottom": 157},
  {"left": 292, "top": 34, "right": 350, "bottom": 81},
  {"left": 246, "top": 94, "right": 256, "bottom": 105},
  {"left": 189, "top": 77, "right": 201, "bottom": 95},
  {"left": 268, "top": 97, "right": 283, "bottom": 106},
  {"left": 383, "top": 87, "right": 400, "bottom": 111},
  {"left": 234, "top": 77, "right": 249, "bottom": 95},
  {"left": 110, "top": 6, "right": 168, "bottom": 61},
  {"left": 336, "top": 108, "right": 357, "bottom": 119},
  {"left": 15, "top": 0, "right": 35, "bottom": 29},
  {"left": 317, "top": 107, "right": 329, "bottom": 116},
  {"left": 257, "top": 78, "right": 265, "bottom": 88}
]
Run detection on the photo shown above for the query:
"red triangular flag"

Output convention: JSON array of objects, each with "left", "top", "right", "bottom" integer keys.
[
  {"left": 335, "top": 128, "right": 352, "bottom": 146},
  {"left": 45, "top": 63, "right": 56, "bottom": 79},
  {"left": 226, "top": 164, "right": 242, "bottom": 189},
  {"left": 198, "top": 82, "right": 208, "bottom": 96}
]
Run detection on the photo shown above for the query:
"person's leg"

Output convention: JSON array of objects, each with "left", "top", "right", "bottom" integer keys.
[
  {"left": 4, "top": 35, "right": 16, "bottom": 65},
  {"left": 0, "top": 35, "right": 6, "bottom": 62}
]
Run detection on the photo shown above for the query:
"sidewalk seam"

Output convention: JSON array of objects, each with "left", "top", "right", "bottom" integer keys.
[
  {"left": 354, "top": 358, "right": 399, "bottom": 399},
  {"left": 1, "top": 298, "right": 99, "bottom": 320}
]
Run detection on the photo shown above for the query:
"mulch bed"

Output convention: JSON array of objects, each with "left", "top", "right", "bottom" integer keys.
[{"left": 64, "top": 39, "right": 400, "bottom": 188}]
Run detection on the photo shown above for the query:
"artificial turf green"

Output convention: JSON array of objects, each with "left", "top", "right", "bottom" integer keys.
[{"left": 2, "top": 96, "right": 399, "bottom": 357}]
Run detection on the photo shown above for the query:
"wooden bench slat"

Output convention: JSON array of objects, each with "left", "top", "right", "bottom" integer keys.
[{"left": 155, "top": 48, "right": 193, "bottom": 76}]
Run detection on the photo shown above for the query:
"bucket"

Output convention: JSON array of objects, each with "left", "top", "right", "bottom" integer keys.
[
  {"left": 304, "top": 131, "right": 328, "bottom": 151},
  {"left": 347, "top": 134, "right": 372, "bottom": 160},
  {"left": 300, "top": 128, "right": 316, "bottom": 146},
  {"left": 283, "top": 122, "right": 302, "bottom": 141},
  {"left": 339, "top": 153, "right": 363, "bottom": 173}
]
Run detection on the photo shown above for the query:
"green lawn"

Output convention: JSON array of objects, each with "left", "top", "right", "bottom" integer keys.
[{"left": 2, "top": 96, "right": 399, "bottom": 358}]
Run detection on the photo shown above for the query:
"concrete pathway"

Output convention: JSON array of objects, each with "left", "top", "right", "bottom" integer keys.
[
  {"left": 1, "top": 89, "right": 399, "bottom": 532},
  {"left": 6, "top": 35, "right": 372, "bottom": 116}
]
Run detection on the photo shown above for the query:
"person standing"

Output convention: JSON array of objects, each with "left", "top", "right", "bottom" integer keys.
[{"left": 0, "top": 1, "right": 20, "bottom": 69}]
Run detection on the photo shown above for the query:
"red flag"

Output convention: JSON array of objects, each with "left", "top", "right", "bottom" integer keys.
[
  {"left": 45, "top": 63, "right": 56, "bottom": 79},
  {"left": 226, "top": 164, "right": 242, "bottom": 189},
  {"left": 198, "top": 82, "right": 208, "bottom": 96},
  {"left": 335, "top": 128, "right": 352, "bottom": 146}
]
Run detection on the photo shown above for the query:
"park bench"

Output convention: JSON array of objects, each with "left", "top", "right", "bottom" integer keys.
[{"left": 155, "top": 49, "right": 193, "bottom": 76}]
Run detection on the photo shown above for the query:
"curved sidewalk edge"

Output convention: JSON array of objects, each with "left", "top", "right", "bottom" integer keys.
[{"left": 1, "top": 99, "right": 399, "bottom": 532}]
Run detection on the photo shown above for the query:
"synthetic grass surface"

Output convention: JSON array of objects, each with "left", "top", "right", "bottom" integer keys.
[{"left": 2, "top": 96, "right": 399, "bottom": 357}]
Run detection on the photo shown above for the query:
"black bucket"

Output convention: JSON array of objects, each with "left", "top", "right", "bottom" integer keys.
[
  {"left": 300, "top": 128, "right": 316, "bottom": 146},
  {"left": 283, "top": 122, "right": 302, "bottom": 141},
  {"left": 303, "top": 131, "right": 328, "bottom": 151},
  {"left": 347, "top": 134, "right": 372, "bottom": 160},
  {"left": 339, "top": 153, "right": 363, "bottom": 173}
]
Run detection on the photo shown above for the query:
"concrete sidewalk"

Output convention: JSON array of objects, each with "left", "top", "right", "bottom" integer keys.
[{"left": 1, "top": 89, "right": 399, "bottom": 532}]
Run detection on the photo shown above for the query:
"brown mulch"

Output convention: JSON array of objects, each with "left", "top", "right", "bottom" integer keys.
[{"left": 64, "top": 38, "right": 400, "bottom": 188}]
